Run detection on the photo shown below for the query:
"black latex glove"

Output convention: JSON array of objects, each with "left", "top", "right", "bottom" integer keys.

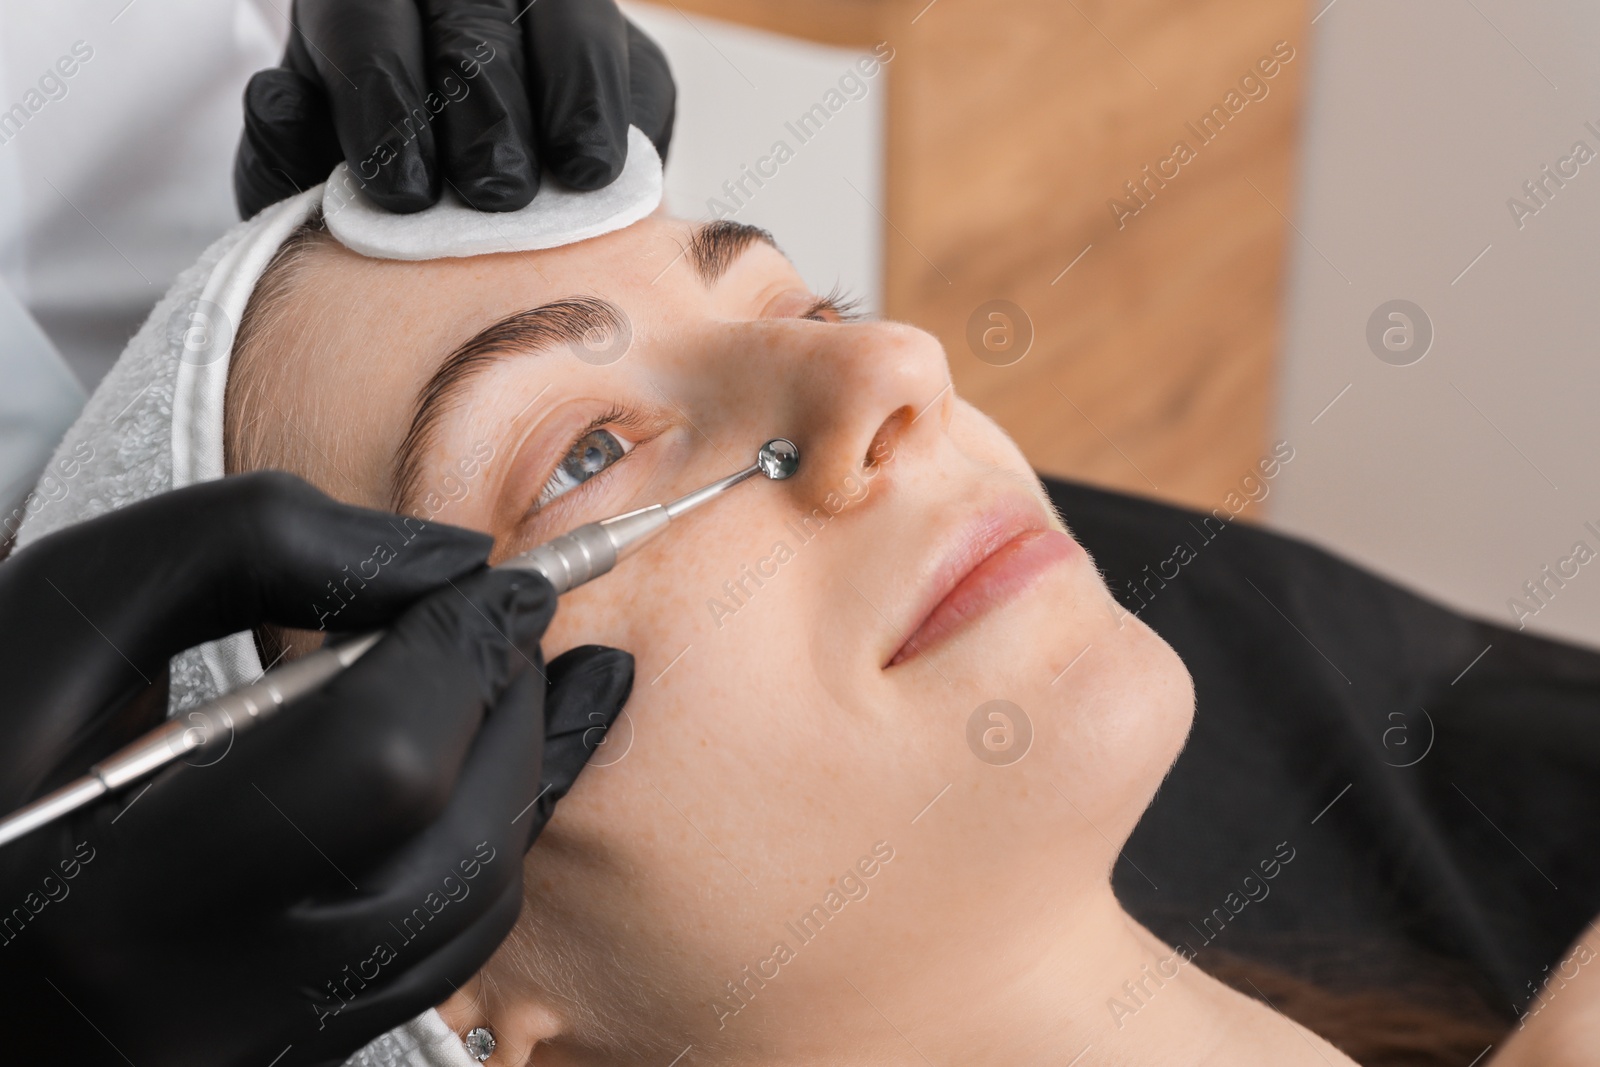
[
  {"left": 0, "top": 472, "right": 633, "bottom": 1067},
  {"left": 234, "top": 0, "right": 677, "bottom": 218}
]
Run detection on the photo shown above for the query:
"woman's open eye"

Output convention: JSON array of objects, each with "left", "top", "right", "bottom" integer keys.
[{"left": 536, "top": 427, "right": 634, "bottom": 508}]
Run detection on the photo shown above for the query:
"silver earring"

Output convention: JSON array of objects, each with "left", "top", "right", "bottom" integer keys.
[{"left": 462, "top": 1026, "right": 496, "bottom": 1062}]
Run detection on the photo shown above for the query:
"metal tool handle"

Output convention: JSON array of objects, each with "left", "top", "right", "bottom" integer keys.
[
  {"left": 0, "top": 632, "right": 382, "bottom": 849},
  {"left": 100, "top": 631, "right": 384, "bottom": 788},
  {"left": 501, "top": 505, "right": 669, "bottom": 593}
]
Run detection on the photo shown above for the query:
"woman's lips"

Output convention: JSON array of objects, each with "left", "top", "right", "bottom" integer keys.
[{"left": 888, "top": 507, "right": 1081, "bottom": 667}]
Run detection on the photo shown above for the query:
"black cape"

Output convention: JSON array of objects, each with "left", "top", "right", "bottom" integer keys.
[{"left": 1046, "top": 476, "right": 1600, "bottom": 1019}]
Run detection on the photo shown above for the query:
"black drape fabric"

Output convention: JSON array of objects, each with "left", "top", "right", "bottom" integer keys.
[{"left": 1045, "top": 476, "right": 1600, "bottom": 1019}]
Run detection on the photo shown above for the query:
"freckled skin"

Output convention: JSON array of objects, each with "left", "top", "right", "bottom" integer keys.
[{"left": 236, "top": 215, "right": 1214, "bottom": 1062}]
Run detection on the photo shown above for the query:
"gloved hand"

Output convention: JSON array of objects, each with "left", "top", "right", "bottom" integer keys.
[
  {"left": 234, "top": 0, "right": 677, "bottom": 218},
  {"left": 0, "top": 472, "right": 633, "bottom": 1067}
]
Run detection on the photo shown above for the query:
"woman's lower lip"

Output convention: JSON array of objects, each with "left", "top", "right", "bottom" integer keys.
[{"left": 889, "top": 529, "right": 1080, "bottom": 667}]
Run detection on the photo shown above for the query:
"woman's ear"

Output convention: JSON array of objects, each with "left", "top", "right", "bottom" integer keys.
[{"left": 437, "top": 975, "right": 566, "bottom": 1065}]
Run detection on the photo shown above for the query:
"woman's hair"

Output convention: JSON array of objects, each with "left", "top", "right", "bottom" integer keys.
[
  {"left": 219, "top": 212, "right": 1514, "bottom": 1066},
  {"left": 1205, "top": 951, "right": 1507, "bottom": 1066},
  {"left": 225, "top": 206, "right": 334, "bottom": 483},
  {"left": 225, "top": 207, "right": 338, "bottom": 670}
]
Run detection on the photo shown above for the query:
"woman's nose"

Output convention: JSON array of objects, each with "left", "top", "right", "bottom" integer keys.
[{"left": 776, "top": 320, "right": 952, "bottom": 496}]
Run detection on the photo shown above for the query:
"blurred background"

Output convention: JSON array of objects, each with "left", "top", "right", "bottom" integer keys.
[{"left": 626, "top": 0, "right": 1600, "bottom": 650}]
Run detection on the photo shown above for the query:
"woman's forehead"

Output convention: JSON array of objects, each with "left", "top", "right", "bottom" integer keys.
[
  {"left": 302, "top": 217, "right": 804, "bottom": 366},
  {"left": 310, "top": 214, "right": 790, "bottom": 311}
]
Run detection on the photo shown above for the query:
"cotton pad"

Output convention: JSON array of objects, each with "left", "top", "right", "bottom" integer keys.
[{"left": 322, "top": 125, "right": 663, "bottom": 261}]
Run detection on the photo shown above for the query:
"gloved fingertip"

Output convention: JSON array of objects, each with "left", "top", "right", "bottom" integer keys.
[
  {"left": 447, "top": 527, "right": 498, "bottom": 557},
  {"left": 361, "top": 174, "right": 441, "bottom": 214},
  {"left": 243, "top": 66, "right": 319, "bottom": 124},
  {"left": 645, "top": 111, "right": 676, "bottom": 164},
  {"left": 235, "top": 67, "right": 340, "bottom": 218},
  {"left": 625, "top": 20, "right": 678, "bottom": 160},
  {"left": 551, "top": 644, "right": 635, "bottom": 690},
  {"left": 405, "top": 520, "right": 496, "bottom": 565},
  {"left": 551, "top": 149, "right": 625, "bottom": 191},
  {"left": 495, "top": 570, "right": 559, "bottom": 645},
  {"left": 233, "top": 154, "right": 282, "bottom": 222},
  {"left": 545, "top": 644, "right": 635, "bottom": 736},
  {"left": 356, "top": 138, "right": 441, "bottom": 213},
  {"left": 454, "top": 171, "right": 540, "bottom": 212}
]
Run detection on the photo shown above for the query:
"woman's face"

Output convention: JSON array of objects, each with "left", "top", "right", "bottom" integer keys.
[{"left": 232, "top": 214, "right": 1194, "bottom": 1052}]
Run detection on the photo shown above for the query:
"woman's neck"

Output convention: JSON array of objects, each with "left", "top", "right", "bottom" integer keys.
[
  {"left": 748, "top": 891, "right": 1358, "bottom": 1067},
  {"left": 444, "top": 887, "right": 1359, "bottom": 1066}
]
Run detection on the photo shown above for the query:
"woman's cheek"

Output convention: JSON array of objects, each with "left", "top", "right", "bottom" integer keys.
[
  {"left": 540, "top": 590, "right": 644, "bottom": 661},
  {"left": 951, "top": 401, "right": 1027, "bottom": 472}
]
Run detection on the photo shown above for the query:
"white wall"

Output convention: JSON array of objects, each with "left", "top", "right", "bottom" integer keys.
[
  {"left": 623, "top": 2, "right": 884, "bottom": 314},
  {"left": 1271, "top": 0, "right": 1600, "bottom": 647}
]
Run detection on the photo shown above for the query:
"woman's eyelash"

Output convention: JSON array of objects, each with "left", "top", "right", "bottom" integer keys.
[
  {"left": 801, "top": 284, "right": 865, "bottom": 323},
  {"left": 527, "top": 404, "right": 650, "bottom": 517}
]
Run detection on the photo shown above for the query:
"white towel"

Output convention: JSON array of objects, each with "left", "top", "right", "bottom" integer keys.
[
  {"left": 12, "top": 131, "right": 663, "bottom": 1067},
  {"left": 342, "top": 1006, "right": 478, "bottom": 1067}
]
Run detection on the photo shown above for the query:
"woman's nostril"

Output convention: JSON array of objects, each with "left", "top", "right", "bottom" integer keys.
[{"left": 865, "top": 406, "right": 913, "bottom": 469}]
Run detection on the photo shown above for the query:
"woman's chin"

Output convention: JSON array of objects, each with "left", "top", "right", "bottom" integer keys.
[{"left": 915, "top": 574, "right": 1196, "bottom": 834}]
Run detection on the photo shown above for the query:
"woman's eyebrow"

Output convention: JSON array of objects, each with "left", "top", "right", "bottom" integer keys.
[
  {"left": 389, "top": 295, "right": 627, "bottom": 512},
  {"left": 687, "top": 220, "right": 781, "bottom": 284}
]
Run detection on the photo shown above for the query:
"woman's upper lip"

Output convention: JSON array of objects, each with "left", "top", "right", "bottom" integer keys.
[{"left": 887, "top": 493, "right": 1055, "bottom": 665}]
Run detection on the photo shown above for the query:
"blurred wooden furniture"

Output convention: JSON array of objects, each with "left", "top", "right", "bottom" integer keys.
[{"left": 667, "top": 0, "right": 1308, "bottom": 513}]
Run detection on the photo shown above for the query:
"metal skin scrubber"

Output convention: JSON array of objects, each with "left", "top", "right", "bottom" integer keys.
[
  {"left": 0, "top": 439, "right": 801, "bottom": 848},
  {"left": 507, "top": 436, "right": 800, "bottom": 592}
]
